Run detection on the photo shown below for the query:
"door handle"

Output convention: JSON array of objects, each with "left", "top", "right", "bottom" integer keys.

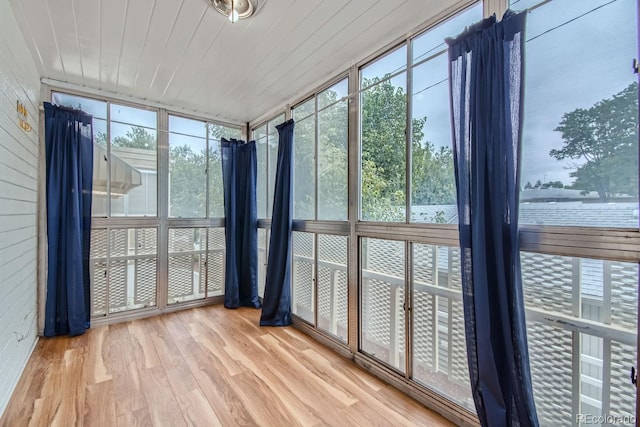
[{"left": 631, "top": 366, "right": 637, "bottom": 386}]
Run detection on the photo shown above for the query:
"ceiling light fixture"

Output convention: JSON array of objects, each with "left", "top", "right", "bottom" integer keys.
[{"left": 210, "top": 0, "right": 256, "bottom": 23}]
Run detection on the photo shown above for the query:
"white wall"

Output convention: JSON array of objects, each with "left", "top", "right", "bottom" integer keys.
[{"left": 0, "top": 0, "right": 41, "bottom": 417}]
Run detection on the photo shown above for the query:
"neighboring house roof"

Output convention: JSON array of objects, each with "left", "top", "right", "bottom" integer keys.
[{"left": 411, "top": 201, "right": 639, "bottom": 228}]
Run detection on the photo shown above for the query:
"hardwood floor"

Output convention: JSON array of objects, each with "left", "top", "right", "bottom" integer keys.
[{"left": 1, "top": 305, "right": 454, "bottom": 427}]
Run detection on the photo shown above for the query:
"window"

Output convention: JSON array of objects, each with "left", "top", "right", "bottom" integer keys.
[
  {"left": 53, "top": 91, "right": 240, "bottom": 318},
  {"left": 410, "top": 4, "right": 481, "bottom": 223},
  {"left": 360, "top": 237, "right": 406, "bottom": 372},
  {"left": 293, "top": 99, "right": 316, "bottom": 220},
  {"left": 359, "top": 3, "right": 482, "bottom": 223},
  {"left": 360, "top": 49, "right": 407, "bottom": 222},
  {"left": 356, "top": 3, "right": 481, "bottom": 407},
  {"left": 90, "top": 228, "right": 157, "bottom": 315},
  {"left": 318, "top": 81, "right": 349, "bottom": 221},
  {"left": 523, "top": 253, "right": 637, "bottom": 424},
  {"left": 412, "top": 244, "right": 473, "bottom": 411},
  {"left": 168, "top": 115, "right": 240, "bottom": 218},
  {"left": 268, "top": 115, "right": 284, "bottom": 218},
  {"left": 514, "top": 0, "right": 639, "bottom": 422},
  {"left": 52, "top": 94, "right": 159, "bottom": 218},
  {"left": 167, "top": 228, "right": 225, "bottom": 304},
  {"left": 254, "top": 113, "right": 285, "bottom": 219},
  {"left": 292, "top": 232, "right": 315, "bottom": 323},
  {"left": 169, "top": 116, "right": 207, "bottom": 218},
  {"left": 292, "top": 232, "right": 349, "bottom": 343},
  {"left": 292, "top": 78, "right": 349, "bottom": 221},
  {"left": 517, "top": 0, "right": 638, "bottom": 228}
]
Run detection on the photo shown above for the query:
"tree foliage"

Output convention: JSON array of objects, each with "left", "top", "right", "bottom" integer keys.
[
  {"left": 112, "top": 127, "right": 156, "bottom": 149},
  {"left": 293, "top": 89, "right": 349, "bottom": 220},
  {"left": 551, "top": 83, "right": 638, "bottom": 201},
  {"left": 360, "top": 77, "right": 455, "bottom": 221}
]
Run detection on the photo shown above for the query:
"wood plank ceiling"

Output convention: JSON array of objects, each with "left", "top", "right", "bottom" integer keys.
[{"left": 9, "top": 0, "right": 466, "bottom": 123}]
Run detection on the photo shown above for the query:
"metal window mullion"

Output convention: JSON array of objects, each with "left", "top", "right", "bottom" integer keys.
[
  {"left": 205, "top": 129, "right": 212, "bottom": 299},
  {"left": 204, "top": 228, "right": 210, "bottom": 299},
  {"left": 105, "top": 227, "right": 111, "bottom": 316},
  {"left": 205, "top": 124, "right": 210, "bottom": 219},
  {"left": 157, "top": 109, "right": 169, "bottom": 310},
  {"left": 315, "top": 95, "right": 319, "bottom": 221},
  {"left": 312, "top": 233, "right": 318, "bottom": 328},
  {"left": 406, "top": 241, "right": 413, "bottom": 379},
  {"left": 572, "top": 331, "right": 581, "bottom": 426},
  {"left": 572, "top": 258, "right": 581, "bottom": 425},
  {"left": 602, "top": 260, "right": 612, "bottom": 415},
  {"left": 406, "top": 40, "right": 413, "bottom": 224},
  {"left": 348, "top": 64, "right": 359, "bottom": 354},
  {"left": 106, "top": 102, "right": 111, "bottom": 217}
]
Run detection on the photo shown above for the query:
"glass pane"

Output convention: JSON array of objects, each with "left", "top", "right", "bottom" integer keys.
[
  {"left": 360, "top": 73, "right": 407, "bottom": 221},
  {"left": 168, "top": 228, "right": 207, "bottom": 304},
  {"left": 207, "top": 228, "right": 225, "bottom": 297},
  {"left": 92, "top": 118, "right": 108, "bottom": 217},
  {"left": 110, "top": 103, "right": 157, "bottom": 128},
  {"left": 293, "top": 97, "right": 315, "bottom": 120},
  {"left": 412, "top": 3, "right": 482, "bottom": 63},
  {"left": 412, "top": 245, "right": 473, "bottom": 410},
  {"left": 527, "top": 321, "right": 574, "bottom": 426},
  {"left": 169, "top": 132, "right": 207, "bottom": 218},
  {"left": 519, "top": 0, "right": 638, "bottom": 227},
  {"left": 255, "top": 125, "right": 268, "bottom": 218},
  {"left": 52, "top": 92, "right": 107, "bottom": 119},
  {"left": 258, "top": 228, "right": 268, "bottom": 298},
  {"left": 110, "top": 122, "right": 157, "bottom": 217},
  {"left": 169, "top": 115, "right": 206, "bottom": 138},
  {"left": 99, "top": 228, "right": 157, "bottom": 314},
  {"left": 294, "top": 115, "right": 316, "bottom": 220},
  {"left": 319, "top": 79, "right": 348, "bottom": 110},
  {"left": 133, "top": 228, "right": 157, "bottom": 308},
  {"left": 522, "top": 252, "right": 638, "bottom": 422},
  {"left": 90, "top": 229, "right": 108, "bottom": 316},
  {"left": 208, "top": 139, "right": 224, "bottom": 218},
  {"left": 318, "top": 99, "right": 348, "bottom": 221},
  {"left": 361, "top": 45, "right": 407, "bottom": 84},
  {"left": 209, "top": 123, "right": 242, "bottom": 140},
  {"left": 292, "top": 232, "right": 314, "bottom": 323},
  {"left": 267, "top": 115, "right": 285, "bottom": 218},
  {"left": 360, "top": 238, "right": 405, "bottom": 372},
  {"left": 317, "top": 234, "right": 348, "bottom": 342},
  {"left": 411, "top": 26, "right": 472, "bottom": 223}
]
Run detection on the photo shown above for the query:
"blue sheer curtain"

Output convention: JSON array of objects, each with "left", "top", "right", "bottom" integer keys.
[
  {"left": 260, "top": 119, "right": 294, "bottom": 326},
  {"left": 43, "top": 102, "right": 93, "bottom": 337},
  {"left": 447, "top": 10, "right": 538, "bottom": 426},
  {"left": 221, "top": 138, "right": 261, "bottom": 309}
]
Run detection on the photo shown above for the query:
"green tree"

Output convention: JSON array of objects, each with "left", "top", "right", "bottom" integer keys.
[
  {"left": 551, "top": 83, "right": 638, "bottom": 201},
  {"left": 169, "top": 144, "right": 207, "bottom": 218},
  {"left": 360, "top": 77, "right": 456, "bottom": 221},
  {"left": 112, "top": 127, "right": 156, "bottom": 149}
]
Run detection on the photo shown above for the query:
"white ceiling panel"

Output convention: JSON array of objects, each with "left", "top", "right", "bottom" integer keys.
[
  {"left": 115, "top": 0, "right": 155, "bottom": 92},
  {"left": 8, "top": 0, "right": 473, "bottom": 123},
  {"left": 74, "top": 0, "right": 101, "bottom": 85}
]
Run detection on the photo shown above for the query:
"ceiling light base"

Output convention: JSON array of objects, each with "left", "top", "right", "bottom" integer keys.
[{"left": 210, "top": 0, "right": 255, "bottom": 22}]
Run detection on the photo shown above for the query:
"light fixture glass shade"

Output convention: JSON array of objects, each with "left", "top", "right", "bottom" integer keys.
[{"left": 210, "top": 0, "right": 255, "bottom": 22}]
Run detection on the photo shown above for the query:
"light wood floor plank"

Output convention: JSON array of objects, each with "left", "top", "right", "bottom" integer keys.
[
  {"left": 84, "top": 380, "right": 117, "bottom": 426},
  {"left": 1, "top": 305, "right": 454, "bottom": 427}
]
